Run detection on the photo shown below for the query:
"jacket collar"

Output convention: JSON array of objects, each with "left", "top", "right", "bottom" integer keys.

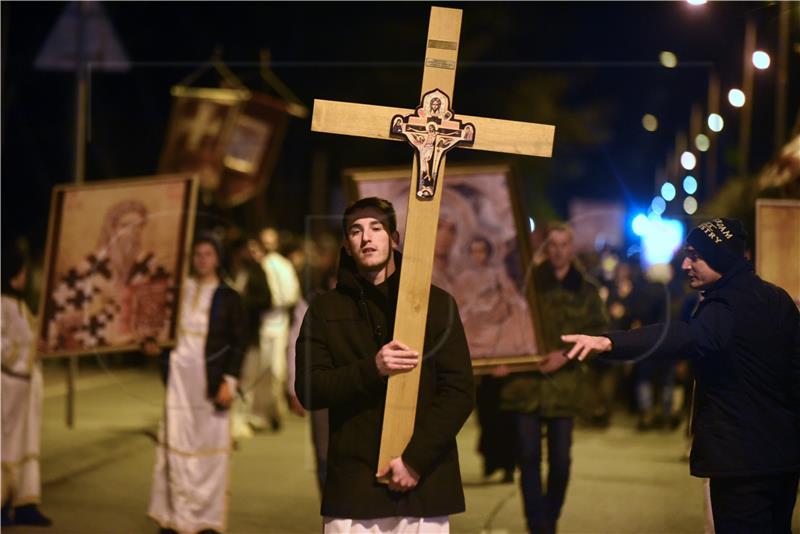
[
  {"left": 537, "top": 260, "right": 583, "bottom": 293},
  {"left": 336, "top": 247, "right": 402, "bottom": 299},
  {"left": 702, "top": 258, "right": 753, "bottom": 296}
]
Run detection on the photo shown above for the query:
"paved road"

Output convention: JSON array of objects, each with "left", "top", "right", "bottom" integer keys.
[{"left": 8, "top": 361, "right": 799, "bottom": 533}]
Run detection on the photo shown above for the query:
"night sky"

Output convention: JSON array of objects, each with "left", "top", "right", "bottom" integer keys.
[{"left": 2, "top": 1, "right": 797, "bottom": 252}]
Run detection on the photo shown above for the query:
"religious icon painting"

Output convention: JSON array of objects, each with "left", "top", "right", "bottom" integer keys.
[
  {"left": 755, "top": 199, "right": 800, "bottom": 307},
  {"left": 218, "top": 93, "right": 290, "bottom": 207},
  {"left": 158, "top": 86, "right": 246, "bottom": 193},
  {"left": 345, "top": 164, "right": 543, "bottom": 373},
  {"left": 39, "top": 174, "right": 199, "bottom": 357}
]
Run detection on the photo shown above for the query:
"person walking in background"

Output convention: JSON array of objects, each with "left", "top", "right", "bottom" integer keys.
[
  {"left": 229, "top": 237, "right": 273, "bottom": 439},
  {"left": 1, "top": 244, "right": 52, "bottom": 527},
  {"left": 500, "top": 222, "right": 608, "bottom": 534},
  {"left": 256, "top": 227, "right": 300, "bottom": 432}
]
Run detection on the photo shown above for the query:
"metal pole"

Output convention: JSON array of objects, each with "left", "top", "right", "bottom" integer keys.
[
  {"left": 67, "top": 0, "right": 89, "bottom": 428},
  {"left": 739, "top": 16, "right": 756, "bottom": 178},
  {"left": 775, "top": 4, "right": 789, "bottom": 149},
  {"left": 706, "top": 71, "right": 720, "bottom": 197}
]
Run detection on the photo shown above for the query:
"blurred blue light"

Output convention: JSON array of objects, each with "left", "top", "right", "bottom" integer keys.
[
  {"left": 529, "top": 217, "right": 536, "bottom": 232},
  {"left": 641, "top": 217, "right": 684, "bottom": 266},
  {"left": 651, "top": 196, "right": 666, "bottom": 215},
  {"left": 683, "top": 175, "right": 698, "bottom": 195},
  {"left": 661, "top": 182, "right": 676, "bottom": 201},
  {"left": 631, "top": 213, "right": 649, "bottom": 237}
]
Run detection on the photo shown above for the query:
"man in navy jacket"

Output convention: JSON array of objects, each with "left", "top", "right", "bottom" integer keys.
[{"left": 563, "top": 218, "right": 800, "bottom": 532}]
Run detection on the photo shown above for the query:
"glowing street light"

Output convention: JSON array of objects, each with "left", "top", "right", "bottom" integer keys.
[
  {"left": 752, "top": 50, "right": 770, "bottom": 70},
  {"left": 680, "top": 151, "right": 697, "bottom": 170},
  {"left": 695, "top": 133, "right": 710, "bottom": 152},
  {"left": 683, "top": 196, "right": 698, "bottom": 215},
  {"left": 659, "top": 51, "right": 678, "bottom": 68},
  {"left": 728, "top": 88, "right": 746, "bottom": 108},
  {"left": 651, "top": 196, "right": 667, "bottom": 215},
  {"left": 642, "top": 114, "right": 658, "bottom": 132},
  {"left": 661, "top": 182, "right": 676, "bottom": 201},
  {"left": 632, "top": 213, "right": 649, "bottom": 237},
  {"left": 683, "top": 175, "right": 698, "bottom": 195},
  {"left": 687, "top": 0, "right": 707, "bottom": 4},
  {"left": 707, "top": 113, "right": 724, "bottom": 132}
]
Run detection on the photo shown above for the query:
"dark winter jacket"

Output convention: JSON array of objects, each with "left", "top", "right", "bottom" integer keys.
[
  {"left": 161, "top": 281, "right": 246, "bottom": 403},
  {"left": 294, "top": 250, "right": 475, "bottom": 518},
  {"left": 603, "top": 259, "right": 800, "bottom": 478}
]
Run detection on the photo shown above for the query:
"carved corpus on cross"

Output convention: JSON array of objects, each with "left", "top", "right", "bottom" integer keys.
[{"left": 311, "top": 6, "right": 555, "bottom": 480}]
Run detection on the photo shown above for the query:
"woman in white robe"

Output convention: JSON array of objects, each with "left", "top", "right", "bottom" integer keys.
[
  {"left": 1, "top": 249, "right": 51, "bottom": 527},
  {"left": 146, "top": 237, "right": 245, "bottom": 534}
]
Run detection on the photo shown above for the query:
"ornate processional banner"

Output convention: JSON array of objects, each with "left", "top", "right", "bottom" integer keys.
[{"left": 39, "top": 174, "right": 198, "bottom": 357}]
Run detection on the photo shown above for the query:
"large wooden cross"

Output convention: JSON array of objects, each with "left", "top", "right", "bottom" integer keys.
[{"left": 311, "top": 6, "right": 555, "bottom": 478}]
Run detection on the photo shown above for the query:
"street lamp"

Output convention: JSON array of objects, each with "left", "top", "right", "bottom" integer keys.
[
  {"left": 707, "top": 113, "right": 724, "bottom": 132},
  {"left": 695, "top": 133, "right": 710, "bottom": 152},
  {"left": 659, "top": 51, "right": 678, "bottom": 68},
  {"left": 680, "top": 151, "right": 697, "bottom": 170},
  {"left": 752, "top": 50, "right": 770, "bottom": 70},
  {"left": 661, "top": 182, "right": 677, "bottom": 201},
  {"left": 683, "top": 196, "right": 698, "bottom": 215},
  {"left": 642, "top": 114, "right": 658, "bottom": 132},
  {"left": 683, "top": 175, "right": 698, "bottom": 195},
  {"left": 728, "top": 88, "right": 746, "bottom": 108}
]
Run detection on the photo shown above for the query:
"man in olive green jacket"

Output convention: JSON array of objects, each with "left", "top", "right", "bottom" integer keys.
[{"left": 500, "top": 223, "right": 608, "bottom": 534}]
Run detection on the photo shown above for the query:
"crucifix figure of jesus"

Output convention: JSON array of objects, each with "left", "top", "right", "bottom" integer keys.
[{"left": 311, "top": 6, "right": 555, "bottom": 480}]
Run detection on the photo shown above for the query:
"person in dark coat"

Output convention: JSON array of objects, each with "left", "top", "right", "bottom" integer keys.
[
  {"left": 499, "top": 223, "right": 608, "bottom": 534},
  {"left": 563, "top": 218, "right": 800, "bottom": 533},
  {"left": 294, "top": 197, "right": 474, "bottom": 533}
]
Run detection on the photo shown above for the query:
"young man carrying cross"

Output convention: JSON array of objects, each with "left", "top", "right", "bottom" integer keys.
[
  {"left": 562, "top": 218, "right": 800, "bottom": 532},
  {"left": 295, "top": 197, "right": 474, "bottom": 534}
]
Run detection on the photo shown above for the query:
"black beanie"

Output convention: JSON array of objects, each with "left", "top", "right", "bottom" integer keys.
[{"left": 685, "top": 218, "right": 747, "bottom": 274}]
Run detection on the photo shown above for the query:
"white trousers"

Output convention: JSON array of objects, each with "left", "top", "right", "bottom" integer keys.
[{"left": 323, "top": 516, "right": 449, "bottom": 534}]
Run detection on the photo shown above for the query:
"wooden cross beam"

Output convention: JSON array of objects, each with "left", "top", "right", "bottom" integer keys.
[{"left": 311, "top": 6, "right": 555, "bottom": 479}]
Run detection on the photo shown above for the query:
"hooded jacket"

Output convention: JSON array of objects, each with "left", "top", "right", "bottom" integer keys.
[
  {"left": 603, "top": 259, "right": 800, "bottom": 478},
  {"left": 294, "top": 250, "right": 474, "bottom": 518}
]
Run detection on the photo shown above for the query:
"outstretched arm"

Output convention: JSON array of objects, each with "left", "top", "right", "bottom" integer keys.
[{"left": 562, "top": 298, "right": 733, "bottom": 364}]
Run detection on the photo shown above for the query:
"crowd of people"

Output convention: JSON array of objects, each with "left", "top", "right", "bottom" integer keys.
[{"left": 2, "top": 203, "right": 798, "bottom": 534}]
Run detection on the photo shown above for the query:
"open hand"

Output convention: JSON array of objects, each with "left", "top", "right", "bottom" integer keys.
[
  {"left": 375, "top": 340, "right": 419, "bottom": 377},
  {"left": 376, "top": 457, "right": 419, "bottom": 492},
  {"left": 561, "top": 334, "right": 612, "bottom": 361}
]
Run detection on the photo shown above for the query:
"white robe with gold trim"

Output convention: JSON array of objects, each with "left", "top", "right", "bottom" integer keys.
[
  {"left": 1, "top": 295, "right": 44, "bottom": 507},
  {"left": 148, "top": 279, "right": 231, "bottom": 533}
]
